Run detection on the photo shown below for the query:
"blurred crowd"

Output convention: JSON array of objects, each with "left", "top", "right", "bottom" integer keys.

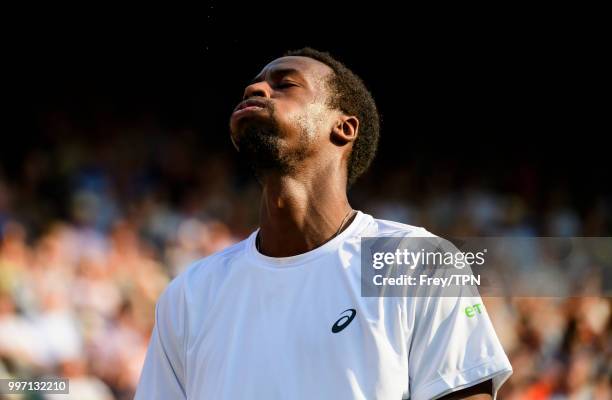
[{"left": 0, "top": 116, "right": 610, "bottom": 399}]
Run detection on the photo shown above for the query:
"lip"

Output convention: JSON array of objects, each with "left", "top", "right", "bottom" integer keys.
[
  {"left": 234, "top": 105, "right": 264, "bottom": 113},
  {"left": 233, "top": 99, "right": 269, "bottom": 113},
  {"left": 232, "top": 106, "right": 268, "bottom": 121},
  {"left": 232, "top": 99, "right": 270, "bottom": 120}
]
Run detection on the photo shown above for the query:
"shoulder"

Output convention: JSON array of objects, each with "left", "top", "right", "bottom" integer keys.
[
  {"left": 364, "top": 215, "right": 462, "bottom": 254},
  {"left": 364, "top": 214, "right": 437, "bottom": 239},
  {"left": 157, "top": 238, "right": 249, "bottom": 310}
]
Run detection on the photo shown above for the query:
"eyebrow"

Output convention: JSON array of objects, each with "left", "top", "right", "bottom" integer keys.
[{"left": 249, "top": 67, "right": 305, "bottom": 85}]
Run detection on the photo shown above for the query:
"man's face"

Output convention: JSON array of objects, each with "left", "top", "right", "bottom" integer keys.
[{"left": 229, "top": 56, "right": 337, "bottom": 175}]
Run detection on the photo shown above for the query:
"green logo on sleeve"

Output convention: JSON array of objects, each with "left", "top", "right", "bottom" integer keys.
[{"left": 465, "top": 303, "right": 483, "bottom": 318}]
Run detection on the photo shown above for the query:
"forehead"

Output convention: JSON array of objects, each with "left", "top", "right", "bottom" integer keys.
[{"left": 255, "top": 56, "right": 333, "bottom": 84}]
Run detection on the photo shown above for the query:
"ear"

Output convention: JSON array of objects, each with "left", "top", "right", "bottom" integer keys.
[{"left": 331, "top": 115, "right": 359, "bottom": 146}]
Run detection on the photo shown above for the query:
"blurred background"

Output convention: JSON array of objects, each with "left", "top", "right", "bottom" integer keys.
[{"left": 1, "top": 5, "right": 610, "bottom": 399}]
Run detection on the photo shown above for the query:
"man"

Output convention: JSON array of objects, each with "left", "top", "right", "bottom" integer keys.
[{"left": 135, "top": 48, "right": 512, "bottom": 399}]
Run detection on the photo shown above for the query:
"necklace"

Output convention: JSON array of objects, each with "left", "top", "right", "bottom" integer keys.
[{"left": 255, "top": 208, "right": 356, "bottom": 252}]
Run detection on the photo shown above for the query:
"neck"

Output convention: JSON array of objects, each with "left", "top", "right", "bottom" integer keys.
[{"left": 257, "top": 171, "right": 354, "bottom": 257}]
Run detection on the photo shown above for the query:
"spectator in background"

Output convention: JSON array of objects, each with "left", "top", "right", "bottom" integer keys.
[{"left": 0, "top": 116, "right": 609, "bottom": 399}]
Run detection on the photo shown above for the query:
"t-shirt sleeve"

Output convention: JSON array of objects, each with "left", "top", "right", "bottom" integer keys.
[
  {"left": 135, "top": 282, "right": 187, "bottom": 400},
  {"left": 406, "top": 239, "right": 512, "bottom": 400},
  {"left": 408, "top": 294, "right": 512, "bottom": 400}
]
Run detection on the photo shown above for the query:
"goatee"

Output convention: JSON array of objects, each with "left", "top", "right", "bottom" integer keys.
[{"left": 237, "top": 117, "right": 291, "bottom": 177}]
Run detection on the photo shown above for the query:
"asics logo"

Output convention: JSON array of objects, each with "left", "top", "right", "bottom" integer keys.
[{"left": 331, "top": 308, "right": 357, "bottom": 333}]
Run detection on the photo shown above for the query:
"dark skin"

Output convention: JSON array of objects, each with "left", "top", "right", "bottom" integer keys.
[
  {"left": 230, "top": 56, "right": 356, "bottom": 257},
  {"left": 229, "top": 56, "right": 493, "bottom": 399}
]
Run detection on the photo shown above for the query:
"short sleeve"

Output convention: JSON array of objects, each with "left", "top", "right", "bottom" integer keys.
[
  {"left": 407, "top": 289, "right": 512, "bottom": 400},
  {"left": 406, "top": 235, "right": 512, "bottom": 400},
  {"left": 135, "top": 282, "right": 187, "bottom": 400}
]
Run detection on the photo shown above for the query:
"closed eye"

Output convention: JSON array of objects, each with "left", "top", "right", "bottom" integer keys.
[{"left": 276, "top": 81, "right": 299, "bottom": 89}]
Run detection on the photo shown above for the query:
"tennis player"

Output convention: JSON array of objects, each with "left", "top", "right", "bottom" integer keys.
[{"left": 135, "top": 48, "right": 512, "bottom": 399}]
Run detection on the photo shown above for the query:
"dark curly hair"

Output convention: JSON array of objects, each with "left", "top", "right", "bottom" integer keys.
[{"left": 284, "top": 48, "right": 380, "bottom": 187}]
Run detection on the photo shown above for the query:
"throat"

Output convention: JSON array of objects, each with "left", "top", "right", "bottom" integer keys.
[{"left": 256, "top": 172, "right": 353, "bottom": 257}]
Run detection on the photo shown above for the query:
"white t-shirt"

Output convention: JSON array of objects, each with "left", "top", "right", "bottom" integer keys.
[{"left": 135, "top": 211, "right": 512, "bottom": 399}]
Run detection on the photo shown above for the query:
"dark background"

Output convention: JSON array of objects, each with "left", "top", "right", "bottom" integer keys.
[{"left": 4, "top": 7, "right": 609, "bottom": 210}]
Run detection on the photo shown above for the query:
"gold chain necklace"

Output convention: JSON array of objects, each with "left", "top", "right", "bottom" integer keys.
[{"left": 256, "top": 209, "right": 356, "bottom": 252}]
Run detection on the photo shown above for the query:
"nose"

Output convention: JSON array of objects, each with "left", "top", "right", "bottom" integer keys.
[{"left": 243, "top": 80, "right": 271, "bottom": 100}]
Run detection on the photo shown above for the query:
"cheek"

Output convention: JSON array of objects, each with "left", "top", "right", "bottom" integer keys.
[
  {"left": 269, "top": 102, "right": 304, "bottom": 138},
  {"left": 286, "top": 101, "right": 331, "bottom": 138}
]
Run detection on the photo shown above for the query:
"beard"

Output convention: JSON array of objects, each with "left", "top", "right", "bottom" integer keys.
[
  {"left": 235, "top": 109, "right": 310, "bottom": 179},
  {"left": 238, "top": 116, "right": 288, "bottom": 175}
]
